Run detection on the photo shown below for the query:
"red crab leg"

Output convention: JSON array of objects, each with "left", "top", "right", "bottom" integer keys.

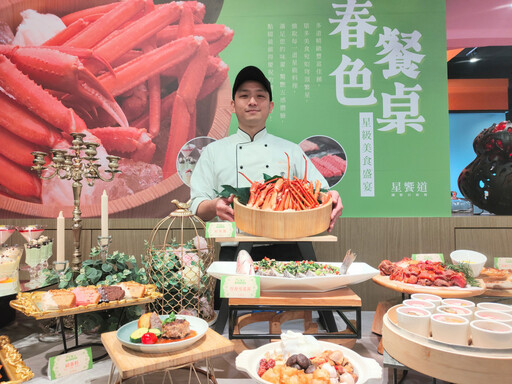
[
  {"left": 163, "top": 38, "right": 209, "bottom": 177},
  {"left": 208, "top": 27, "right": 234, "bottom": 56},
  {"left": 43, "top": 18, "right": 90, "bottom": 46},
  {"left": 87, "top": 2, "right": 182, "bottom": 74},
  {"left": 157, "top": 24, "right": 227, "bottom": 46},
  {"left": 99, "top": 35, "right": 201, "bottom": 97},
  {"left": 177, "top": 5, "right": 195, "bottom": 37},
  {"left": 0, "top": 127, "right": 46, "bottom": 168},
  {"left": 162, "top": 54, "right": 219, "bottom": 78},
  {"left": 0, "top": 46, "right": 127, "bottom": 127},
  {"left": 0, "top": 154, "right": 41, "bottom": 199},
  {"left": 197, "top": 61, "right": 228, "bottom": 100},
  {"left": 141, "top": 39, "right": 161, "bottom": 139},
  {"left": 61, "top": 2, "right": 118, "bottom": 26},
  {"left": 63, "top": 0, "right": 145, "bottom": 48},
  {"left": 0, "top": 92, "right": 64, "bottom": 147},
  {"left": 90, "top": 126, "right": 155, "bottom": 163},
  {"left": 0, "top": 55, "right": 87, "bottom": 134},
  {"left": 157, "top": 1, "right": 205, "bottom": 24}
]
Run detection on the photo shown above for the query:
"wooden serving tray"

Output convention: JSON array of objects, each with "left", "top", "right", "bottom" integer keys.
[
  {"left": 383, "top": 306, "right": 512, "bottom": 384},
  {"left": 9, "top": 284, "right": 162, "bottom": 320},
  {"left": 372, "top": 274, "right": 485, "bottom": 298}
]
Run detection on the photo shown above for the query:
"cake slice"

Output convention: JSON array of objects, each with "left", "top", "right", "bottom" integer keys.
[
  {"left": 98, "top": 285, "right": 125, "bottom": 302},
  {"left": 72, "top": 286, "right": 100, "bottom": 306},
  {"left": 117, "top": 282, "right": 145, "bottom": 299},
  {"left": 42, "top": 290, "right": 76, "bottom": 310}
]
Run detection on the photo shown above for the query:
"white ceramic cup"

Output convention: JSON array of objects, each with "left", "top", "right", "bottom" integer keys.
[
  {"left": 436, "top": 305, "right": 473, "bottom": 321},
  {"left": 474, "top": 310, "right": 512, "bottom": 325},
  {"left": 431, "top": 313, "right": 469, "bottom": 346},
  {"left": 410, "top": 293, "right": 443, "bottom": 307},
  {"left": 441, "top": 298, "right": 476, "bottom": 311},
  {"left": 476, "top": 302, "right": 512, "bottom": 314},
  {"left": 403, "top": 299, "right": 436, "bottom": 313},
  {"left": 470, "top": 320, "right": 512, "bottom": 349},
  {"left": 396, "top": 306, "right": 431, "bottom": 337}
]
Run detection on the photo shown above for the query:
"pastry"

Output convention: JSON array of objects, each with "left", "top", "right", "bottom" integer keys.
[
  {"left": 42, "top": 290, "right": 76, "bottom": 310},
  {"left": 117, "top": 281, "right": 145, "bottom": 299},
  {"left": 98, "top": 285, "right": 125, "bottom": 302},
  {"left": 72, "top": 286, "right": 100, "bottom": 306}
]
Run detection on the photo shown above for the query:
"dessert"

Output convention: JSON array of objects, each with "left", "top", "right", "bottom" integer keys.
[
  {"left": 42, "top": 290, "right": 76, "bottom": 310},
  {"left": 72, "top": 286, "right": 100, "bottom": 306},
  {"left": 480, "top": 267, "right": 512, "bottom": 289},
  {"left": 117, "top": 281, "right": 145, "bottom": 299},
  {"left": 98, "top": 285, "right": 125, "bottom": 302}
]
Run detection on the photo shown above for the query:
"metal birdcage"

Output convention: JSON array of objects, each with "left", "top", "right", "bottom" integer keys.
[{"left": 145, "top": 200, "right": 216, "bottom": 322}]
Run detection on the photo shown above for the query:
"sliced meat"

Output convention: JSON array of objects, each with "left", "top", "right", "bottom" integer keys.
[
  {"left": 150, "top": 312, "right": 162, "bottom": 330},
  {"left": 162, "top": 318, "right": 190, "bottom": 339}
]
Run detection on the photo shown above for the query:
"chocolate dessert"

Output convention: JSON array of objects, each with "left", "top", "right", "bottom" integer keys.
[{"left": 98, "top": 286, "right": 125, "bottom": 302}]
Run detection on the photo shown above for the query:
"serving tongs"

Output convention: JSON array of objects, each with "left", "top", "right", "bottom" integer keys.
[{"left": 339, "top": 249, "right": 357, "bottom": 275}]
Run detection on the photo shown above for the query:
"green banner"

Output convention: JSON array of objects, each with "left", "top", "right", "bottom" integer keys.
[{"left": 218, "top": 0, "right": 450, "bottom": 217}]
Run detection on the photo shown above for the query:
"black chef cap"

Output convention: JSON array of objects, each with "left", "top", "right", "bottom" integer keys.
[{"left": 232, "top": 66, "right": 272, "bottom": 101}]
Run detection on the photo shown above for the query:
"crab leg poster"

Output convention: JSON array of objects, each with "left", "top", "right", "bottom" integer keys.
[{"left": 0, "top": 0, "right": 448, "bottom": 218}]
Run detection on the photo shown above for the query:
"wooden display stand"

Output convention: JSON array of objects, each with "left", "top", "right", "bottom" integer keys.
[
  {"left": 228, "top": 287, "right": 361, "bottom": 350},
  {"left": 101, "top": 329, "right": 234, "bottom": 384}
]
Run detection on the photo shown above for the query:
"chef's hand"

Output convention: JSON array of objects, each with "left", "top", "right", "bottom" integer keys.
[
  {"left": 327, "top": 190, "right": 343, "bottom": 232},
  {"left": 216, "top": 194, "right": 235, "bottom": 221}
]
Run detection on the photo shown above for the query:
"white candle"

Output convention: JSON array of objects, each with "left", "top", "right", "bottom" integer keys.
[
  {"left": 101, "top": 190, "right": 109, "bottom": 241},
  {"left": 57, "top": 211, "right": 65, "bottom": 262}
]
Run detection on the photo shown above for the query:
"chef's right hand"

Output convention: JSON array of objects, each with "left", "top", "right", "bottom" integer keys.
[{"left": 216, "top": 194, "right": 235, "bottom": 221}]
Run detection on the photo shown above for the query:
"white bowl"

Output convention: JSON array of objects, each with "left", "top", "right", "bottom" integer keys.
[
  {"left": 410, "top": 293, "right": 443, "bottom": 307},
  {"left": 396, "top": 306, "right": 431, "bottom": 337},
  {"left": 450, "top": 250, "right": 487, "bottom": 277},
  {"left": 441, "top": 298, "right": 476, "bottom": 311},
  {"left": 470, "top": 320, "right": 512, "bottom": 349},
  {"left": 403, "top": 299, "right": 436, "bottom": 313},
  {"left": 236, "top": 339, "right": 382, "bottom": 384},
  {"left": 474, "top": 310, "right": 512, "bottom": 325},
  {"left": 436, "top": 305, "right": 473, "bottom": 321},
  {"left": 476, "top": 302, "right": 512, "bottom": 314},
  {"left": 431, "top": 313, "right": 469, "bottom": 346}
]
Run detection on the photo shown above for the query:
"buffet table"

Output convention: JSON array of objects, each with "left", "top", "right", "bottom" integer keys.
[{"left": 101, "top": 329, "right": 235, "bottom": 384}]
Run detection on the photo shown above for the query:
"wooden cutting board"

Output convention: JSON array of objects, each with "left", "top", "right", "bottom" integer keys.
[{"left": 372, "top": 274, "right": 485, "bottom": 298}]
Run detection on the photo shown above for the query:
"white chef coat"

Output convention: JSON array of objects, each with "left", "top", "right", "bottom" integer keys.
[{"left": 189, "top": 128, "right": 328, "bottom": 215}]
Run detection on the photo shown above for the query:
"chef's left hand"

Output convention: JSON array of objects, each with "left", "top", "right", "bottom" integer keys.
[{"left": 327, "top": 190, "right": 343, "bottom": 232}]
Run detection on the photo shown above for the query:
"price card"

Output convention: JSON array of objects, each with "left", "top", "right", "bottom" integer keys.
[
  {"left": 411, "top": 253, "right": 444, "bottom": 262},
  {"left": 495, "top": 257, "right": 512, "bottom": 270},
  {"left": 220, "top": 275, "right": 260, "bottom": 298},
  {"left": 205, "top": 222, "right": 236, "bottom": 238},
  {"left": 48, "top": 347, "right": 92, "bottom": 380}
]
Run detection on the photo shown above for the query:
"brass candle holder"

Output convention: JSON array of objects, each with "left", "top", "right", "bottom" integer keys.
[{"left": 31, "top": 132, "right": 121, "bottom": 273}]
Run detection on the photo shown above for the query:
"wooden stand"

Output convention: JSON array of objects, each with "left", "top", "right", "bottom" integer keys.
[
  {"left": 101, "top": 329, "right": 234, "bottom": 383},
  {"left": 228, "top": 287, "right": 361, "bottom": 350}
]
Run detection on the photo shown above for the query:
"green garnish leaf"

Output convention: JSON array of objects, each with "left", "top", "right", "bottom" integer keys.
[
  {"left": 162, "top": 312, "right": 176, "bottom": 325},
  {"left": 216, "top": 185, "right": 251, "bottom": 205}
]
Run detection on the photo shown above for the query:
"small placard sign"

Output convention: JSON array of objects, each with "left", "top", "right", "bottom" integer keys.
[
  {"left": 48, "top": 347, "right": 92, "bottom": 380},
  {"left": 205, "top": 222, "right": 236, "bottom": 238},
  {"left": 495, "top": 257, "right": 512, "bottom": 270},
  {"left": 412, "top": 253, "right": 444, "bottom": 263},
  {"left": 220, "top": 275, "right": 260, "bottom": 298}
]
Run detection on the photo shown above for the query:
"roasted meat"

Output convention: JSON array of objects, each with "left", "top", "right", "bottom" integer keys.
[{"left": 162, "top": 318, "right": 190, "bottom": 339}]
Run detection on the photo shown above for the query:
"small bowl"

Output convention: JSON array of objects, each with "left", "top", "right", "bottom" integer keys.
[
  {"left": 436, "top": 305, "right": 473, "bottom": 321},
  {"left": 431, "top": 313, "right": 469, "bottom": 346},
  {"left": 470, "top": 320, "right": 512, "bottom": 349},
  {"left": 474, "top": 310, "right": 512, "bottom": 325},
  {"left": 411, "top": 293, "right": 443, "bottom": 307},
  {"left": 449, "top": 250, "right": 487, "bottom": 277},
  {"left": 476, "top": 302, "right": 512, "bottom": 314},
  {"left": 403, "top": 299, "right": 436, "bottom": 313},
  {"left": 441, "top": 298, "right": 476, "bottom": 311},
  {"left": 396, "top": 306, "right": 431, "bottom": 337}
]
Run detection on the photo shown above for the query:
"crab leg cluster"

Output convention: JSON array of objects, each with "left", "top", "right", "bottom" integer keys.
[
  {"left": 0, "top": 0, "right": 233, "bottom": 201},
  {"left": 241, "top": 153, "right": 331, "bottom": 211}
]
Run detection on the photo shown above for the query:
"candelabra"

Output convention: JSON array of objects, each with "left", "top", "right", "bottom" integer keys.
[{"left": 31, "top": 132, "right": 120, "bottom": 273}]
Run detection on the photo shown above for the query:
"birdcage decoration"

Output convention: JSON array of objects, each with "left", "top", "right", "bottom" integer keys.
[{"left": 145, "top": 200, "right": 215, "bottom": 322}]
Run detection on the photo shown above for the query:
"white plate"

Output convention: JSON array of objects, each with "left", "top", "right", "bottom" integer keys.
[
  {"left": 236, "top": 340, "right": 382, "bottom": 384},
  {"left": 207, "top": 261, "right": 379, "bottom": 292},
  {"left": 116, "top": 315, "right": 208, "bottom": 353}
]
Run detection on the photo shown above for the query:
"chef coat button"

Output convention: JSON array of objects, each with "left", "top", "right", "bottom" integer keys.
[
  {"left": 239, "top": 146, "right": 242, "bottom": 149},
  {"left": 266, "top": 165, "right": 269, "bottom": 168},
  {"left": 264, "top": 144, "right": 268, "bottom": 147},
  {"left": 240, "top": 166, "right": 243, "bottom": 169}
]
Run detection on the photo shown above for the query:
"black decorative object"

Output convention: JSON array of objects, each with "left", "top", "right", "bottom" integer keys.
[{"left": 458, "top": 121, "right": 512, "bottom": 215}]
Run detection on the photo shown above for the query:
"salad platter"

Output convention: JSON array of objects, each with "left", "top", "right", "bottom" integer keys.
[{"left": 207, "top": 261, "right": 379, "bottom": 292}]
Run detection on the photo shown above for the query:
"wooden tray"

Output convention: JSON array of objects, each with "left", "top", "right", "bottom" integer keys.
[
  {"left": 372, "top": 274, "right": 485, "bottom": 298},
  {"left": 9, "top": 284, "right": 162, "bottom": 320},
  {"left": 233, "top": 196, "right": 331, "bottom": 239},
  {"left": 383, "top": 306, "right": 512, "bottom": 384},
  {"left": 0, "top": 335, "right": 33, "bottom": 383},
  {"left": 483, "top": 288, "right": 512, "bottom": 297}
]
